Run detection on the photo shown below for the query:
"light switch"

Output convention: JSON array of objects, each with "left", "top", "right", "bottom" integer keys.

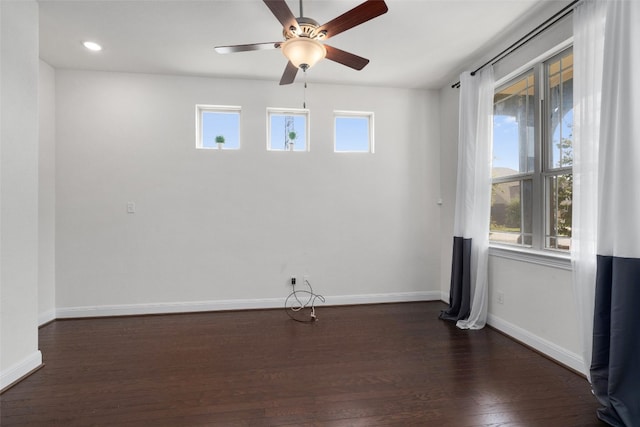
[{"left": 127, "top": 202, "right": 136, "bottom": 213}]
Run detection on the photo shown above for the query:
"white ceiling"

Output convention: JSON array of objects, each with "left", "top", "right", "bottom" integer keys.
[{"left": 39, "top": 0, "right": 559, "bottom": 89}]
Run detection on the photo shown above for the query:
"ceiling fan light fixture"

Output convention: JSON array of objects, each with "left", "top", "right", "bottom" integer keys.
[
  {"left": 281, "top": 37, "right": 326, "bottom": 70},
  {"left": 214, "top": 0, "right": 388, "bottom": 85}
]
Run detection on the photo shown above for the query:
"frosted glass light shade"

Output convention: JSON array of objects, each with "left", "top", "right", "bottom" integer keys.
[
  {"left": 83, "top": 41, "right": 102, "bottom": 51},
  {"left": 281, "top": 38, "right": 326, "bottom": 69}
]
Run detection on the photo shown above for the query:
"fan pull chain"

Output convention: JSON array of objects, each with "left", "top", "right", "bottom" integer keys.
[{"left": 303, "top": 70, "right": 307, "bottom": 109}]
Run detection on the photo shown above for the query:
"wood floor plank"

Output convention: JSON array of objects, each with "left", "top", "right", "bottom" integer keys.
[{"left": 0, "top": 302, "right": 604, "bottom": 426}]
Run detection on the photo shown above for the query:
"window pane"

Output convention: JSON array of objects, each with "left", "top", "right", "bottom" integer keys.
[
  {"left": 490, "top": 179, "right": 533, "bottom": 246},
  {"left": 493, "top": 73, "right": 535, "bottom": 176},
  {"left": 335, "top": 115, "right": 371, "bottom": 152},
  {"left": 546, "top": 174, "right": 572, "bottom": 250},
  {"left": 548, "top": 52, "right": 573, "bottom": 169},
  {"left": 521, "top": 179, "right": 533, "bottom": 239},
  {"left": 268, "top": 112, "right": 307, "bottom": 151},
  {"left": 201, "top": 110, "right": 240, "bottom": 149}
]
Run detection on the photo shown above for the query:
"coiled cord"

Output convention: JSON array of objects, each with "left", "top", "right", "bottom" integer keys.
[{"left": 285, "top": 279, "right": 325, "bottom": 323}]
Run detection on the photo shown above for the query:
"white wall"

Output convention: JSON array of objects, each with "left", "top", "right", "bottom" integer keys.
[
  {"left": 487, "top": 256, "right": 581, "bottom": 369},
  {"left": 438, "top": 11, "right": 584, "bottom": 373},
  {"left": 0, "top": 0, "right": 42, "bottom": 390},
  {"left": 55, "top": 70, "right": 442, "bottom": 316},
  {"left": 39, "top": 60, "right": 56, "bottom": 325},
  {"left": 438, "top": 87, "right": 459, "bottom": 301}
]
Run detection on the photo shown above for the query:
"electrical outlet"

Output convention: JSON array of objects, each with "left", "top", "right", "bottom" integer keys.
[
  {"left": 497, "top": 291, "right": 504, "bottom": 305},
  {"left": 290, "top": 276, "right": 297, "bottom": 286}
]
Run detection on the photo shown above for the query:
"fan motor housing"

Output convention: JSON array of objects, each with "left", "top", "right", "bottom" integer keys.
[{"left": 283, "top": 17, "right": 326, "bottom": 40}]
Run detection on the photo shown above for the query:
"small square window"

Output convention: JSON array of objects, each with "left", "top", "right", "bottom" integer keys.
[
  {"left": 334, "top": 111, "right": 374, "bottom": 153},
  {"left": 267, "top": 108, "right": 309, "bottom": 151},
  {"left": 196, "top": 105, "right": 241, "bottom": 150}
]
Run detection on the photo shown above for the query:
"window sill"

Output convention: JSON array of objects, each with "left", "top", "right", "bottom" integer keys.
[{"left": 489, "top": 244, "right": 572, "bottom": 271}]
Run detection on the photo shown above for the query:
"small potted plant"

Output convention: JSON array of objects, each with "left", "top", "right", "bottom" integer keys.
[
  {"left": 215, "top": 135, "right": 225, "bottom": 149},
  {"left": 288, "top": 131, "right": 296, "bottom": 151}
]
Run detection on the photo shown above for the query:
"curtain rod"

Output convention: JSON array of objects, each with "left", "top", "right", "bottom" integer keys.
[{"left": 451, "top": 0, "right": 579, "bottom": 89}]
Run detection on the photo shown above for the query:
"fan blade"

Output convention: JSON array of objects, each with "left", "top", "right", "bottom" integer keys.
[
  {"left": 280, "top": 61, "right": 298, "bottom": 85},
  {"left": 317, "top": 0, "right": 388, "bottom": 40},
  {"left": 263, "top": 0, "right": 301, "bottom": 34},
  {"left": 214, "top": 42, "right": 281, "bottom": 54},
  {"left": 324, "top": 45, "right": 369, "bottom": 70}
]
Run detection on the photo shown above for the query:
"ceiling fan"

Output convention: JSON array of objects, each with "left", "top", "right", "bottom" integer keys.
[{"left": 214, "top": 0, "right": 388, "bottom": 85}]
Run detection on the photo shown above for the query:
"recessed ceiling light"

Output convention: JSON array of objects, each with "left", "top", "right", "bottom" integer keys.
[{"left": 83, "top": 41, "right": 102, "bottom": 51}]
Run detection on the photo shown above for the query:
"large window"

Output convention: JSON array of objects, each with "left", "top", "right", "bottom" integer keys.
[{"left": 490, "top": 48, "right": 573, "bottom": 251}]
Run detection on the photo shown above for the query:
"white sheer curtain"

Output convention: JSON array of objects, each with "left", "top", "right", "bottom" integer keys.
[
  {"left": 454, "top": 67, "right": 494, "bottom": 330},
  {"left": 574, "top": 1, "right": 640, "bottom": 424},
  {"left": 571, "top": 0, "right": 605, "bottom": 379}
]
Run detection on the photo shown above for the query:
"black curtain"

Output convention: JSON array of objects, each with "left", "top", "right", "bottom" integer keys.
[
  {"left": 590, "top": 255, "right": 640, "bottom": 426},
  {"left": 439, "top": 236, "right": 471, "bottom": 322}
]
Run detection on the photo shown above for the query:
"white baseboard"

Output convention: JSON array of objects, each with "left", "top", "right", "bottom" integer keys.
[
  {"left": 56, "top": 291, "right": 441, "bottom": 319},
  {"left": 56, "top": 297, "right": 285, "bottom": 318},
  {"left": 0, "top": 351, "right": 43, "bottom": 392},
  {"left": 327, "top": 291, "right": 441, "bottom": 306},
  {"left": 487, "top": 313, "right": 586, "bottom": 375},
  {"left": 38, "top": 309, "right": 56, "bottom": 326},
  {"left": 440, "top": 291, "right": 449, "bottom": 303}
]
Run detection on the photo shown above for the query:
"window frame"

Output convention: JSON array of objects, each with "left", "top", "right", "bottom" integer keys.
[
  {"left": 542, "top": 48, "right": 574, "bottom": 251},
  {"left": 490, "top": 45, "right": 573, "bottom": 254},
  {"left": 195, "top": 104, "right": 242, "bottom": 150},
  {"left": 266, "top": 107, "right": 310, "bottom": 152},
  {"left": 333, "top": 110, "right": 375, "bottom": 153}
]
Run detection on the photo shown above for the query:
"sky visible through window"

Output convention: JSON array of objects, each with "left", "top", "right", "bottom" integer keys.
[
  {"left": 202, "top": 111, "right": 240, "bottom": 149},
  {"left": 493, "top": 114, "right": 520, "bottom": 170},
  {"left": 493, "top": 109, "right": 573, "bottom": 171},
  {"left": 335, "top": 116, "right": 370, "bottom": 152},
  {"left": 269, "top": 114, "right": 307, "bottom": 151}
]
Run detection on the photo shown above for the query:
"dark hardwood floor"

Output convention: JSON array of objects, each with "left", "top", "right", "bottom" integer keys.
[{"left": 1, "top": 302, "right": 604, "bottom": 426}]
